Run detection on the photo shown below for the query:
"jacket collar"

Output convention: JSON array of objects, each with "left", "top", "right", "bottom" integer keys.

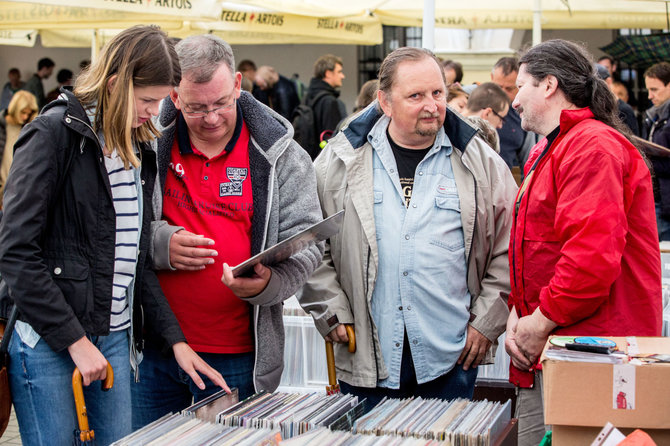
[
  {"left": 341, "top": 101, "right": 478, "bottom": 152},
  {"left": 646, "top": 99, "right": 670, "bottom": 122},
  {"left": 558, "top": 107, "right": 595, "bottom": 135}
]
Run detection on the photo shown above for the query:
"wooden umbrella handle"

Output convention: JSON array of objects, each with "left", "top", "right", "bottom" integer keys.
[
  {"left": 72, "top": 362, "right": 114, "bottom": 442},
  {"left": 325, "top": 325, "right": 356, "bottom": 388}
]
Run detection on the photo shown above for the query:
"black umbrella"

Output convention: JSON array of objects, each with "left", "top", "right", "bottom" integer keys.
[{"left": 600, "top": 33, "right": 670, "bottom": 69}]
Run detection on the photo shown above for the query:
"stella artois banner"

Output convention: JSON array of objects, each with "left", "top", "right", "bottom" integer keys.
[
  {"left": 194, "top": 9, "right": 382, "bottom": 44},
  {"left": 238, "top": 0, "right": 670, "bottom": 30},
  {"left": 1, "top": 0, "right": 222, "bottom": 20}
]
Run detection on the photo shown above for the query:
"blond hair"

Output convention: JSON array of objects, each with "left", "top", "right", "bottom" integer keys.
[
  {"left": 74, "top": 25, "right": 180, "bottom": 168},
  {"left": 7, "top": 90, "right": 38, "bottom": 125}
]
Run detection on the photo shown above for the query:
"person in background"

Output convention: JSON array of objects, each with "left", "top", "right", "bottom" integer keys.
[
  {"left": 441, "top": 59, "right": 463, "bottom": 86},
  {"left": 0, "top": 68, "right": 24, "bottom": 111},
  {"left": 0, "top": 26, "right": 226, "bottom": 446},
  {"left": 353, "top": 79, "right": 379, "bottom": 114},
  {"left": 131, "top": 34, "right": 323, "bottom": 430},
  {"left": 612, "top": 80, "right": 630, "bottom": 104},
  {"left": 460, "top": 82, "right": 509, "bottom": 130},
  {"left": 303, "top": 53, "right": 347, "bottom": 153},
  {"left": 254, "top": 65, "right": 300, "bottom": 120},
  {"left": 595, "top": 64, "right": 638, "bottom": 135},
  {"left": 447, "top": 84, "right": 468, "bottom": 113},
  {"left": 491, "top": 57, "right": 536, "bottom": 170},
  {"left": 0, "top": 90, "right": 38, "bottom": 207},
  {"left": 597, "top": 55, "right": 617, "bottom": 79},
  {"left": 22, "top": 57, "right": 55, "bottom": 110},
  {"left": 300, "top": 47, "right": 516, "bottom": 410},
  {"left": 507, "top": 39, "right": 661, "bottom": 446},
  {"left": 237, "top": 59, "right": 257, "bottom": 84},
  {"left": 643, "top": 61, "right": 670, "bottom": 241},
  {"left": 46, "top": 68, "right": 74, "bottom": 104}
]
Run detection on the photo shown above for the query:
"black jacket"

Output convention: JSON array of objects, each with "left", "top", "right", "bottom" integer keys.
[
  {"left": 0, "top": 89, "right": 185, "bottom": 354},
  {"left": 305, "top": 78, "right": 346, "bottom": 140},
  {"left": 644, "top": 100, "right": 670, "bottom": 217}
]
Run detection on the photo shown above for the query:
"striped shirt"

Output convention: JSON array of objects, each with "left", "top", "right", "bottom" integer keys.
[{"left": 104, "top": 149, "right": 139, "bottom": 331}]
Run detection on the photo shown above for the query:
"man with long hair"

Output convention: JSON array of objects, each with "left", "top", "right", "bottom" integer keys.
[{"left": 506, "top": 39, "right": 662, "bottom": 446}]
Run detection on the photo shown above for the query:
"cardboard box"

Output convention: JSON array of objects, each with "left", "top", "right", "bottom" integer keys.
[
  {"left": 542, "top": 337, "right": 670, "bottom": 429},
  {"left": 552, "top": 425, "right": 670, "bottom": 446}
]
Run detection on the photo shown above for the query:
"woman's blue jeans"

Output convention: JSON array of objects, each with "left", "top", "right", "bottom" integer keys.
[{"left": 8, "top": 329, "right": 131, "bottom": 446}]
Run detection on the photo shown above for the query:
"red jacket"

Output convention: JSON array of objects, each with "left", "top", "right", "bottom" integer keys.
[{"left": 509, "top": 108, "right": 662, "bottom": 388}]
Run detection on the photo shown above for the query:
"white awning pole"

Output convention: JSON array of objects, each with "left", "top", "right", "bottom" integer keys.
[
  {"left": 533, "top": 0, "right": 542, "bottom": 45},
  {"left": 422, "top": 0, "right": 435, "bottom": 50}
]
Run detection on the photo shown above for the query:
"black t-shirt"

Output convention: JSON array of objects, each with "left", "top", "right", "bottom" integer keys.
[{"left": 388, "top": 131, "right": 432, "bottom": 207}]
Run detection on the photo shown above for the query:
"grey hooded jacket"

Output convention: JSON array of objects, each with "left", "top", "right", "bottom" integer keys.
[
  {"left": 149, "top": 91, "right": 324, "bottom": 392},
  {"left": 300, "top": 104, "right": 517, "bottom": 388}
]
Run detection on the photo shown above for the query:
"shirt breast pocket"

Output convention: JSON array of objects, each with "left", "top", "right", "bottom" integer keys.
[
  {"left": 429, "top": 195, "right": 465, "bottom": 252},
  {"left": 373, "top": 190, "right": 383, "bottom": 240}
]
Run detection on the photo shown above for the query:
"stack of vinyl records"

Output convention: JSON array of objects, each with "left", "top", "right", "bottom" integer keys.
[
  {"left": 217, "top": 390, "right": 362, "bottom": 438},
  {"left": 110, "top": 413, "right": 281, "bottom": 445},
  {"left": 113, "top": 390, "right": 511, "bottom": 445},
  {"left": 279, "top": 426, "right": 447, "bottom": 445},
  {"left": 352, "top": 397, "right": 511, "bottom": 444}
]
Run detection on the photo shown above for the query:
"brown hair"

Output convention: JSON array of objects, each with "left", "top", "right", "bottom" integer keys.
[
  {"left": 74, "top": 25, "right": 181, "bottom": 169},
  {"left": 378, "top": 47, "right": 445, "bottom": 95},
  {"left": 313, "top": 54, "right": 343, "bottom": 80}
]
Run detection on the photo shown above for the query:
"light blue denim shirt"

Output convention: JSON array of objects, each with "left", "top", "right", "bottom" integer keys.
[{"left": 368, "top": 115, "right": 471, "bottom": 389}]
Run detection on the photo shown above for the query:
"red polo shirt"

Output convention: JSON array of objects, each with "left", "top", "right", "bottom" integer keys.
[{"left": 157, "top": 110, "right": 254, "bottom": 353}]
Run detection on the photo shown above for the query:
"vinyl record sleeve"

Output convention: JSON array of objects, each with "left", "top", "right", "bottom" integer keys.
[{"left": 232, "top": 210, "right": 344, "bottom": 277}]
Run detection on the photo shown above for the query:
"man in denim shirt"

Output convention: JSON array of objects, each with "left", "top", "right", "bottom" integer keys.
[{"left": 300, "top": 47, "right": 517, "bottom": 408}]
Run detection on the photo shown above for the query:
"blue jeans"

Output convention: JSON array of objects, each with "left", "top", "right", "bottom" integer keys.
[
  {"left": 8, "top": 329, "right": 131, "bottom": 446},
  {"left": 131, "top": 341, "right": 255, "bottom": 430},
  {"left": 340, "top": 335, "right": 478, "bottom": 412}
]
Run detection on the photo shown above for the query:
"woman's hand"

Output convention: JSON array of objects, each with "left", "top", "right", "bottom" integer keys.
[
  {"left": 67, "top": 336, "right": 109, "bottom": 386},
  {"left": 172, "top": 342, "right": 231, "bottom": 393}
]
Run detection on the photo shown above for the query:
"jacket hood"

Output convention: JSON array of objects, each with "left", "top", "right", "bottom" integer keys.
[
  {"left": 156, "top": 90, "right": 294, "bottom": 164},
  {"left": 340, "top": 101, "right": 479, "bottom": 152},
  {"left": 307, "top": 78, "right": 340, "bottom": 98}
]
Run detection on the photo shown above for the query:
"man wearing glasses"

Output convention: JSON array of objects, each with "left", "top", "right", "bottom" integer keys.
[
  {"left": 461, "top": 82, "right": 510, "bottom": 131},
  {"left": 131, "top": 34, "right": 323, "bottom": 430}
]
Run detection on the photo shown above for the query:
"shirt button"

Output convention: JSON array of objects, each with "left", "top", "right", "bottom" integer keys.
[
  {"left": 204, "top": 176, "right": 208, "bottom": 180},
  {"left": 412, "top": 204, "right": 417, "bottom": 208},
  {"left": 206, "top": 163, "right": 210, "bottom": 167},
  {"left": 390, "top": 169, "right": 395, "bottom": 173},
  {"left": 418, "top": 171, "right": 424, "bottom": 176},
  {"left": 403, "top": 271, "right": 408, "bottom": 276},
  {"left": 54, "top": 267, "right": 62, "bottom": 275},
  {"left": 65, "top": 117, "right": 71, "bottom": 123},
  {"left": 407, "top": 305, "right": 411, "bottom": 311},
  {"left": 398, "top": 306, "right": 403, "bottom": 310},
  {"left": 413, "top": 339, "right": 418, "bottom": 345},
  {"left": 395, "top": 343, "right": 400, "bottom": 347},
  {"left": 405, "top": 234, "right": 410, "bottom": 240}
]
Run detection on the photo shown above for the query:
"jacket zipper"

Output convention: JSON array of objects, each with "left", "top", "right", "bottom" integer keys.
[{"left": 250, "top": 136, "right": 290, "bottom": 392}]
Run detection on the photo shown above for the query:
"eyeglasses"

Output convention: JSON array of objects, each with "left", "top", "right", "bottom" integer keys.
[
  {"left": 491, "top": 108, "right": 506, "bottom": 121},
  {"left": 182, "top": 99, "right": 236, "bottom": 118}
]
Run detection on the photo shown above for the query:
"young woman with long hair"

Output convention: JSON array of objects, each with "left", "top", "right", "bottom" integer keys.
[{"left": 0, "top": 25, "right": 227, "bottom": 446}]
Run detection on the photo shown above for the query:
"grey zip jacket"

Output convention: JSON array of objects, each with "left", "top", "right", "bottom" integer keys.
[
  {"left": 299, "top": 104, "right": 517, "bottom": 388},
  {"left": 149, "top": 91, "right": 324, "bottom": 392}
]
